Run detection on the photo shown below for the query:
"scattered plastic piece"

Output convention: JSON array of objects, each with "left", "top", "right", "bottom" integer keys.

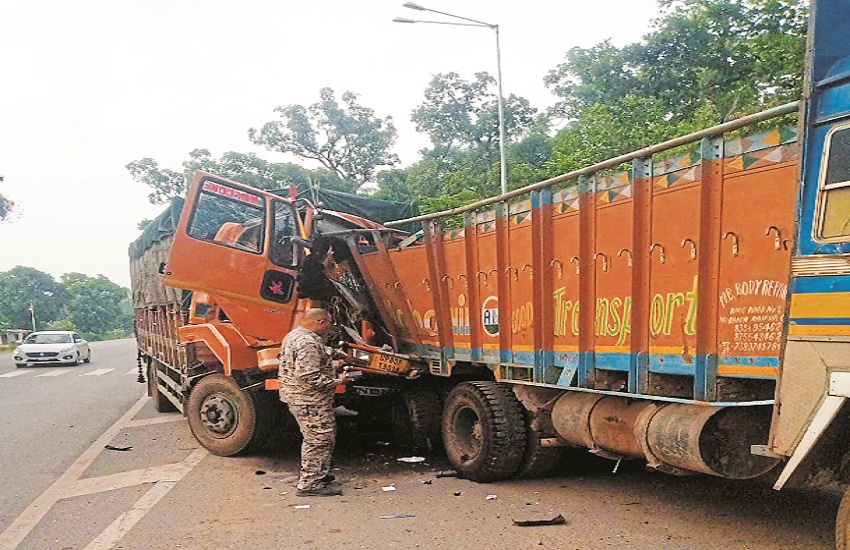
[
  {"left": 294, "top": 505, "right": 311, "bottom": 509},
  {"left": 436, "top": 470, "right": 459, "bottom": 478},
  {"left": 512, "top": 513, "right": 566, "bottom": 527},
  {"left": 255, "top": 470, "right": 267, "bottom": 475},
  {"left": 420, "top": 480, "right": 433, "bottom": 485},
  {"left": 380, "top": 514, "right": 415, "bottom": 519},
  {"left": 382, "top": 485, "right": 397, "bottom": 492},
  {"left": 376, "top": 441, "right": 391, "bottom": 446},
  {"left": 397, "top": 456, "right": 426, "bottom": 463},
  {"left": 453, "top": 491, "right": 463, "bottom": 497},
  {"left": 486, "top": 495, "right": 498, "bottom": 500},
  {"left": 104, "top": 445, "right": 132, "bottom": 451}
]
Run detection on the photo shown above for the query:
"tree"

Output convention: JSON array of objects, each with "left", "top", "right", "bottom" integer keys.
[
  {"left": 0, "top": 175, "right": 15, "bottom": 221},
  {"left": 60, "top": 273, "right": 130, "bottom": 335},
  {"left": 542, "top": 0, "right": 807, "bottom": 176},
  {"left": 412, "top": 72, "right": 538, "bottom": 165},
  {"left": 249, "top": 88, "right": 400, "bottom": 192},
  {"left": 0, "top": 267, "right": 68, "bottom": 330},
  {"left": 127, "top": 149, "right": 351, "bottom": 206}
]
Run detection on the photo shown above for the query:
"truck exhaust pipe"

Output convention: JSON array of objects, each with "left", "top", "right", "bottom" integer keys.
[{"left": 551, "top": 393, "right": 779, "bottom": 479}]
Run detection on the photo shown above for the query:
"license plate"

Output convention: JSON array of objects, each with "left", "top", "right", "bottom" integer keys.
[{"left": 370, "top": 353, "right": 409, "bottom": 374}]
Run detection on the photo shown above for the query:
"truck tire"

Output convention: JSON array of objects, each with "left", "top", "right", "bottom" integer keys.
[
  {"left": 837, "top": 485, "right": 850, "bottom": 549},
  {"left": 516, "top": 411, "right": 564, "bottom": 479},
  {"left": 391, "top": 387, "right": 443, "bottom": 453},
  {"left": 187, "top": 374, "right": 264, "bottom": 456},
  {"left": 442, "top": 381, "right": 527, "bottom": 482},
  {"left": 148, "top": 359, "right": 177, "bottom": 413}
]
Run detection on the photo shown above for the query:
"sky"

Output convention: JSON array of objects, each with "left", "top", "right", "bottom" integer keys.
[{"left": 0, "top": 0, "right": 660, "bottom": 288}]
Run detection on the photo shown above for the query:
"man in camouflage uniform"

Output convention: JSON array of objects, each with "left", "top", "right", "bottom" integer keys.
[{"left": 279, "top": 308, "right": 351, "bottom": 497}]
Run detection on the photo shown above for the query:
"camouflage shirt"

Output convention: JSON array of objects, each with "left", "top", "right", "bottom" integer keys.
[{"left": 279, "top": 326, "right": 337, "bottom": 406}]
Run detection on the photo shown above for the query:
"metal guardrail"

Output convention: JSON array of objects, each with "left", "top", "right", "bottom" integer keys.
[{"left": 385, "top": 101, "right": 800, "bottom": 227}]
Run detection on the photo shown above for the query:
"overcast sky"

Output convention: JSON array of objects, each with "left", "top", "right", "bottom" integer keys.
[{"left": 0, "top": 0, "right": 659, "bottom": 288}]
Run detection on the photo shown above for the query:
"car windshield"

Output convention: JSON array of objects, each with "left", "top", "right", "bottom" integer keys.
[{"left": 25, "top": 333, "right": 72, "bottom": 344}]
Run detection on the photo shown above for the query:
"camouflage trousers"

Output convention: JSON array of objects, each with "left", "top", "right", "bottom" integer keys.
[{"left": 289, "top": 403, "right": 337, "bottom": 490}]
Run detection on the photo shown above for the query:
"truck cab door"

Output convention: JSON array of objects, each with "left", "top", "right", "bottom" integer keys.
[{"left": 164, "top": 172, "right": 302, "bottom": 342}]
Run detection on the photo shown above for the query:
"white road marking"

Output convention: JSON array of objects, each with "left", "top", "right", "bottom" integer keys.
[
  {"left": 0, "top": 394, "right": 149, "bottom": 550},
  {"left": 81, "top": 449, "right": 207, "bottom": 550},
  {"left": 0, "top": 371, "right": 29, "bottom": 378},
  {"left": 81, "top": 368, "right": 115, "bottom": 376},
  {"left": 124, "top": 415, "right": 185, "bottom": 428},
  {"left": 124, "top": 368, "right": 139, "bottom": 375},
  {"left": 35, "top": 369, "right": 74, "bottom": 377}
]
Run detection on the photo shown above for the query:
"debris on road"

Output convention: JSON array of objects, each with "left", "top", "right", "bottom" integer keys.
[
  {"left": 436, "top": 470, "right": 459, "bottom": 478},
  {"left": 380, "top": 514, "right": 415, "bottom": 519},
  {"left": 104, "top": 445, "right": 133, "bottom": 451},
  {"left": 381, "top": 485, "right": 397, "bottom": 492},
  {"left": 512, "top": 513, "right": 566, "bottom": 527},
  {"left": 453, "top": 491, "right": 463, "bottom": 497},
  {"left": 486, "top": 494, "right": 498, "bottom": 500},
  {"left": 420, "top": 480, "right": 432, "bottom": 485},
  {"left": 294, "top": 505, "right": 311, "bottom": 509},
  {"left": 255, "top": 470, "right": 266, "bottom": 475},
  {"left": 397, "top": 456, "right": 425, "bottom": 463}
]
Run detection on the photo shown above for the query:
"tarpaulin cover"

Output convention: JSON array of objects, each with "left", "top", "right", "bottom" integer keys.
[{"left": 128, "top": 197, "right": 184, "bottom": 260}]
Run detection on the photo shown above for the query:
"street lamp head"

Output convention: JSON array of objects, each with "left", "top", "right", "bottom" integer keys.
[
  {"left": 393, "top": 17, "right": 417, "bottom": 23},
  {"left": 403, "top": 2, "right": 427, "bottom": 11}
]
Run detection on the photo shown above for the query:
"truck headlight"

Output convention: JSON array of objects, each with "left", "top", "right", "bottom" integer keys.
[{"left": 351, "top": 348, "right": 372, "bottom": 363}]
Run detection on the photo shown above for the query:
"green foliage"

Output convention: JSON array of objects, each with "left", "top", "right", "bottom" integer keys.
[
  {"left": 249, "top": 87, "right": 399, "bottom": 191},
  {"left": 60, "top": 273, "right": 131, "bottom": 335},
  {"left": 0, "top": 267, "right": 131, "bottom": 339},
  {"left": 543, "top": 0, "right": 807, "bottom": 176},
  {"left": 126, "top": 148, "right": 352, "bottom": 208},
  {"left": 0, "top": 266, "right": 68, "bottom": 330}
]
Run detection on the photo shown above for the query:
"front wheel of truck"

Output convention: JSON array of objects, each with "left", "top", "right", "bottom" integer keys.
[
  {"left": 442, "top": 381, "right": 527, "bottom": 482},
  {"left": 187, "top": 374, "right": 265, "bottom": 456}
]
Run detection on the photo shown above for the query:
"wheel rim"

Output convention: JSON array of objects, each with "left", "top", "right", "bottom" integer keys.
[
  {"left": 452, "top": 405, "right": 484, "bottom": 461},
  {"left": 199, "top": 393, "right": 238, "bottom": 438}
]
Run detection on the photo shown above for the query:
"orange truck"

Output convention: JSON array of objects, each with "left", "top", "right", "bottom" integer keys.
[{"left": 131, "top": 1, "right": 850, "bottom": 544}]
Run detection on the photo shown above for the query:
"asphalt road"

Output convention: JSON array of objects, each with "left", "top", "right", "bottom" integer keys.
[
  {"left": 0, "top": 338, "right": 146, "bottom": 534},
  {"left": 0, "top": 338, "right": 842, "bottom": 549}
]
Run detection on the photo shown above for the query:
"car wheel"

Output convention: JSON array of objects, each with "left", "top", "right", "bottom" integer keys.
[
  {"left": 83, "top": 350, "right": 91, "bottom": 363},
  {"left": 15, "top": 363, "right": 26, "bottom": 368},
  {"left": 71, "top": 353, "right": 80, "bottom": 366}
]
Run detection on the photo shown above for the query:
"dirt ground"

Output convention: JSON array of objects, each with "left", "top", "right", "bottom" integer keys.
[{"left": 105, "top": 417, "right": 840, "bottom": 550}]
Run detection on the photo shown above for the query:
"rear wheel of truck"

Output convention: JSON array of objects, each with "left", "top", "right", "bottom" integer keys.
[
  {"left": 187, "top": 374, "right": 265, "bottom": 456},
  {"left": 391, "top": 387, "right": 443, "bottom": 453},
  {"left": 442, "top": 381, "right": 527, "bottom": 482},
  {"left": 837, "top": 485, "right": 850, "bottom": 549},
  {"left": 515, "top": 410, "right": 564, "bottom": 479},
  {"left": 148, "top": 359, "right": 178, "bottom": 413}
]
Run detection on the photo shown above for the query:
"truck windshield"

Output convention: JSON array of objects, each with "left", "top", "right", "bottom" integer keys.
[{"left": 187, "top": 181, "right": 266, "bottom": 253}]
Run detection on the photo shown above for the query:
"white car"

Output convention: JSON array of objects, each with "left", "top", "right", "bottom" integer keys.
[{"left": 13, "top": 331, "right": 91, "bottom": 367}]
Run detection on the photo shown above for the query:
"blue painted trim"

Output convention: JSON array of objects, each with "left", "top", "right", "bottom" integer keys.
[
  {"left": 593, "top": 352, "right": 631, "bottom": 372},
  {"left": 578, "top": 351, "right": 593, "bottom": 387},
  {"left": 718, "top": 355, "right": 780, "bottom": 367},
  {"left": 790, "top": 317, "right": 850, "bottom": 325},
  {"left": 792, "top": 276, "right": 850, "bottom": 293},
  {"left": 512, "top": 351, "right": 535, "bottom": 365},
  {"left": 649, "top": 354, "right": 697, "bottom": 375}
]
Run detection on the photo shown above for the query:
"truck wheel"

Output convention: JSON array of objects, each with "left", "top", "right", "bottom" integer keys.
[
  {"left": 837, "top": 484, "right": 850, "bottom": 549},
  {"left": 187, "top": 374, "right": 262, "bottom": 456},
  {"left": 442, "top": 381, "right": 527, "bottom": 482},
  {"left": 391, "top": 387, "right": 443, "bottom": 453},
  {"left": 148, "top": 360, "right": 177, "bottom": 413},
  {"left": 516, "top": 411, "right": 564, "bottom": 479}
]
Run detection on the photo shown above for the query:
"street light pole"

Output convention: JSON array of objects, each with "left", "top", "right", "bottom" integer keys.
[{"left": 395, "top": 3, "right": 508, "bottom": 195}]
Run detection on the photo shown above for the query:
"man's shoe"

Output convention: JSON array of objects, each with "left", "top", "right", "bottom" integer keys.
[
  {"left": 296, "top": 485, "right": 343, "bottom": 497},
  {"left": 321, "top": 474, "right": 336, "bottom": 483}
]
